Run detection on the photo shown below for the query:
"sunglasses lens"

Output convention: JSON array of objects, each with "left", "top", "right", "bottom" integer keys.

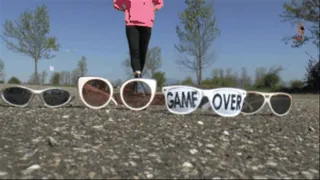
[
  {"left": 164, "top": 87, "right": 201, "bottom": 114},
  {"left": 2, "top": 87, "right": 32, "bottom": 106},
  {"left": 210, "top": 89, "right": 246, "bottom": 116},
  {"left": 270, "top": 94, "right": 291, "bottom": 115},
  {"left": 121, "top": 81, "right": 152, "bottom": 109},
  {"left": 82, "top": 80, "right": 111, "bottom": 107},
  {"left": 242, "top": 93, "right": 265, "bottom": 113},
  {"left": 42, "top": 89, "right": 70, "bottom": 106}
]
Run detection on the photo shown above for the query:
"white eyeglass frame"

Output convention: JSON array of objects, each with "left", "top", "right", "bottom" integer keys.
[
  {"left": 78, "top": 77, "right": 157, "bottom": 111},
  {"left": 0, "top": 85, "right": 74, "bottom": 108},
  {"left": 162, "top": 85, "right": 247, "bottom": 117},
  {"left": 241, "top": 91, "right": 292, "bottom": 117}
]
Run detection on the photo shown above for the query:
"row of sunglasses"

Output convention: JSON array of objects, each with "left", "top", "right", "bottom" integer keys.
[{"left": 0, "top": 77, "right": 292, "bottom": 117}]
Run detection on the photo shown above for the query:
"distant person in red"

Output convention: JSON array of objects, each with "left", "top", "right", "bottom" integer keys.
[
  {"left": 113, "top": 0, "right": 163, "bottom": 90},
  {"left": 295, "top": 23, "right": 305, "bottom": 42}
]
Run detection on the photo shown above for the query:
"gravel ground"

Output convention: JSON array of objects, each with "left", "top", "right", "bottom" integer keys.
[{"left": 0, "top": 85, "right": 319, "bottom": 179}]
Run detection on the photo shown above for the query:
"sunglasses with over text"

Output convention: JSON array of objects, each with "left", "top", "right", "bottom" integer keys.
[
  {"left": 78, "top": 77, "right": 157, "bottom": 111},
  {"left": 241, "top": 91, "right": 292, "bottom": 116},
  {"left": 162, "top": 86, "right": 247, "bottom": 117},
  {"left": 0, "top": 86, "right": 74, "bottom": 108}
]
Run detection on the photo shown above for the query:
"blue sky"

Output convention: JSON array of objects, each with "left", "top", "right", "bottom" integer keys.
[{"left": 0, "top": 0, "right": 318, "bottom": 83}]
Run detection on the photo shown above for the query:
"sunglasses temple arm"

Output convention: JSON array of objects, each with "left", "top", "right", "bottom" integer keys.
[{"left": 111, "top": 97, "right": 118, "bottom": 106}]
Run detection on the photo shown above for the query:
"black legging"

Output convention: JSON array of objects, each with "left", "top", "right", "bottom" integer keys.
[{"left": 126, "top": 26, "right": 152, "bottom": 73}]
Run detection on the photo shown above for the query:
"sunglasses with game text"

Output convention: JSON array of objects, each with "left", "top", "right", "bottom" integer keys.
[
  {"left": 162, "top": 86, "right": 247, "bottom": 117},
  {"left": 241, "top": 91, "right": 292, "bottom": 116},
  {"left": 0, "top": 86, "right": 74, "bottom": 108},
  {"left": 77, "top": 77, "right": 157, "bottom": 111}
]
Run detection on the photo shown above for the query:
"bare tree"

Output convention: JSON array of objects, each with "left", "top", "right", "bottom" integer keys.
[
  {"left": 40, "top": 71, "right": 48, "bottom": 85},
  {"left": 0, "top": 58, "right": 5, "bottom": 82},
  {"left": 78, "top": 56, "right": 88, "bottom": 77},
  {"left": 175, "top": 0, "right": 220, "bottom": 85}
]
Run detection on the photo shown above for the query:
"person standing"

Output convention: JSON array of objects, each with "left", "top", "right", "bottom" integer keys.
[{"left": 113, "top": 0, "right": 164, "bottom": 81}]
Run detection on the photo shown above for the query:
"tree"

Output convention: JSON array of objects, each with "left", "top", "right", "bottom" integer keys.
[
  {"left": 182, "top": 76, "right": 194, "bottom": 86},
  {"left": 71, "top": 69, "right": 79, "bottom": 85},
  {"left": 1, "top": 5, "right": 60, "bottom": 84},
  {"left": 152, "top": 71, "right": 166, "bottom": 88},
  {"left": 175, "top": 0, "right": 220, "bottom": 85},
  {"left": 40, "top": 71, "right": 48, "bottom": 85},
  {"left": 280, "top": 0, "right": 319, "bottom": 91},
  {"left": 145, "top": 46, "right": 162, "bottom": 77},
  {"left": 280, "top": 0, "right": 319, "bottom": 48},
  {"left": 0, "top": 58, "right": 5, "bottom": 82},
  {"left": 123, "top": 46, "right": 162, "bottom": 78},
  {"left": 50, "top": 72, "right": 60, "bottom": 85},
  {"left": 7, "top": 76, "right": 21, "bottom": 84},
  {"left": 77, "top": 56, "right": 88, "bottom": 77}
]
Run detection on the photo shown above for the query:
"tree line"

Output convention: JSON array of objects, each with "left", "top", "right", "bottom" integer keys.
[{"left": 0, "top": 0, "right": 319, "bottom": 92}]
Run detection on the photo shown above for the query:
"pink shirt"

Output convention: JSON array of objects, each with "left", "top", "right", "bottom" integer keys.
[{"left": 114, "top": 0, "right": 163, "bottom": 28}]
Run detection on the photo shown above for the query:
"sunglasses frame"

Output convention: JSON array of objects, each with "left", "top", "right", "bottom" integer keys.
[
  {"left": 241, "top": 91, "right": 292, "bottom": 116},
  {"left": 162, "top": 85, "right": 247, "bottom": 117},
  {"left": 78, "top": 77, "right": 157, "bottom": 111},
  {"left": 0, "top": 85, "right": 74, "bottom": 108}
]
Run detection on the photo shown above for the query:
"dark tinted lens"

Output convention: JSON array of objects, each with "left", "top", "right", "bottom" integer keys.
[
  {"left": 2, "top": 87, "right": 32, "bottom": 106},
  {"left": 42, "top": 89, "right": 70, "bottom": 106},
  {"left": 82, "top": 80, "right": 111, "bottom": 107},
  {"left": 241, "top": 93, "right": 265, "bottom": 113},
  {"left": 121, "top": 81, "right": 152, "bottom": 109},
  {"left": 270, "top": 94, "right": 291, "bottom": 115}
]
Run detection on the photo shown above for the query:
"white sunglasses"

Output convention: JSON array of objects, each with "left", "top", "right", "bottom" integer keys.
[
  {"left": 162, "top": 86, "right": 247, "bottom": 117},
  {"left": 0, "top": 85, "right": 74, "bottom": 108},
  {"left": 77, "top": 77, "right": 157, "bottom": 111},
  {"left": 241, "top": 91, "right": 292, "bottom": 116}
]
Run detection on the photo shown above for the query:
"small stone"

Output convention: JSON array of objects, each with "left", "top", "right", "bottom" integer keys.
[
  {"left": 88, "top": 171, "right": 96, "bottom": 179},
  {"left": 301, "top": 171, "right": 313, "bottom": 179},
  {"left": 206, "top": 144, "right": 215, "bottom": 148},
  {"left": 223, "top": 130, "right": 229, "bottom": 136},
  {"left": 197, "top": 121, "right": 204, "bottom": 125},
  {"left": 0, "top": 171, "right": 7, "bottom": 176},
  {"left": 108, "top": 117, "right": 114, "bottom": 122},
  {"left": 129, "top": 161, "right": 137, "bottom": 167},
  {"left": 309, "top": 169, "right": 319, "bottom": 174},
  {"left": 101, "top": 166, "right": 108, "bottom": 175},
  {"left": 48, "top": 137, "right": 58, "bottom": 147},
  {"left": 146, "top": 173, "right": 153, "bottom": 179},
  {"left": 308, "top": 126, "right": 315, "bottom": 132},
  {"left": 21, "top": 164, "right": 40, "bottom": 175},
  {"left": 92, "top": 125, "right": 104, "bottom": 130},
  {"left": 182, "top": 162, "right": 193, "bottom": 168},
  {"left": 236, "top": 152, "right": 242, "bottom": 156},
  {"left": 189, "top": 148, "right": 198, "bottom": 155},
  {"left": 265, "top": 160, "right": 277, "bottom": 167},
  {"left": 62, "top": 115, "right": 69, "bottom": 119},
  {"left": 105, "top": 109, "right": 110, "bottom": 114}
]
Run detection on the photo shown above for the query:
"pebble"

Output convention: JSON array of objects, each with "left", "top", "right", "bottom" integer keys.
[
  {"left": 62, "top": 115, "right": 69, "bottom": 119},
  {"left": 223, "top": 130, "right": 230, "bottom": 136},
  {"left": 48, "top": 136, "right": 59, "bottom": 146},
  {"left": 108, "top": 117, "right": 114, "bottom": 122},
  {"left": 88, "top": 171, "right": 96, "bottom": 179},
  {"left": 301, "top": 171, "right": 314, "bottom": 179},
  {"left": 189, "top": 148, "right": 198, "bottom": 155},
  {"left": 197, "top": 121, "right": 204, "bottom": 125},
  {"left": 182, "top": 162, "right": 193, "bottom": 168},
  {"left": 21, "top": 164, "right": 40, "bottom": 175},
  {"left": 265, "top": 160, "right": 277, "bottom": 167},
  {"left": 146, "top": 173, "right": 154, "bottom": 179},
  {"left": 0, "top": 171, "right": 7, "bottom": 176},
  {"left": 206, "top": 144, "right": 215, "bottom": 148},
  {"left": 308, "top": 126, "right": 315, "bottom": 132},
  {"left": 92, "top": 125, "right": 104, "bottom": 130}
]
